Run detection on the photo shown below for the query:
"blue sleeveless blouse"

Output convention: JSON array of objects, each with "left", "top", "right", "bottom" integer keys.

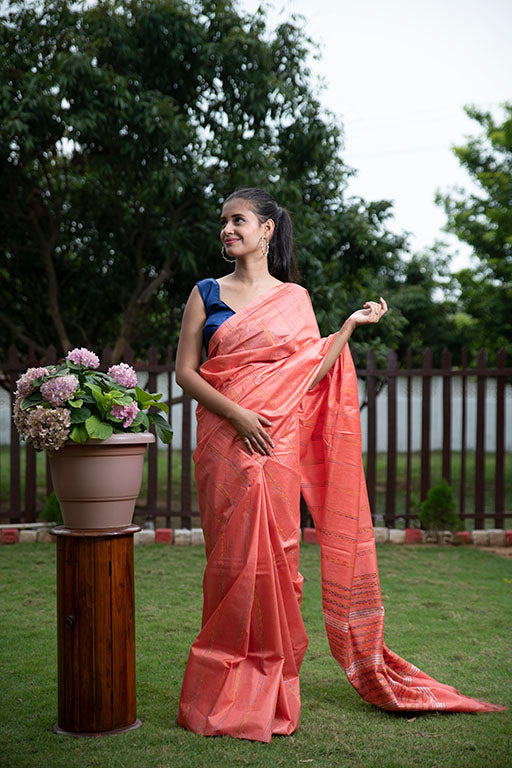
[{"left": 196, "top": 278, "right": 235, "bottom": 351}]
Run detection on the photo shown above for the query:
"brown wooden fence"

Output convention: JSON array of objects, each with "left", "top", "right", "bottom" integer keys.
[{"left": 1, "top": 345, "right": 510, "bottom": 530}]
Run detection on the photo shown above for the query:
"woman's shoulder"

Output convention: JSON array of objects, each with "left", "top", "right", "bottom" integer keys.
[
  {"left": 283, "top": 282, "right": 310, "bottom": 298},
  {"left": 196, "top": 277, "right": 217, "bottom": 289},
  {"left": 195, "top": 277, "right": 218, "bottom": 302}
]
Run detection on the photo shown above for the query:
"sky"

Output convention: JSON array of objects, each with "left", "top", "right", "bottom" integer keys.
[{"left": 237, "top": 0, "right": 512, "bottom": 270}]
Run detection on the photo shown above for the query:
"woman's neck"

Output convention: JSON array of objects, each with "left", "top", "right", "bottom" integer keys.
[{"left": 229, "top": 260, "right": 276, "bottom": 287}]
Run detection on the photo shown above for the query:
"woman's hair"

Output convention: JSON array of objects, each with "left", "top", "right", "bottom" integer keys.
[{"left": 223, "top": 187, "right": 300, "bottom": 283}]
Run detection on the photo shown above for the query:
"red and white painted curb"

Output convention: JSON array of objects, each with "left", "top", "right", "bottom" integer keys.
[
  {"left": 302, "top": 527, "right": 512, "bottom": 547},
  {"left": 1, "top": 524, "right": 511, "bottom": 548}
]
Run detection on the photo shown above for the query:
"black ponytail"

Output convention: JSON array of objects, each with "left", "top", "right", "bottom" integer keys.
[{"left": 223, "top": 187, "right": 300, "bottom": 283}]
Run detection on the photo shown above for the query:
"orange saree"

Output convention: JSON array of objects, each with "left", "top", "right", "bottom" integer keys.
[{"left": 177, "top": 282, "right": 504, "bottom": 742}]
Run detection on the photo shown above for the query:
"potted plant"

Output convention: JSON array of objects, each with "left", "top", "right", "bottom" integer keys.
[{"left": 13, "top": 347, "right": 172, "bottom": 529}]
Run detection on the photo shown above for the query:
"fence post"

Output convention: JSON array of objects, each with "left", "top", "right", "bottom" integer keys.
[
  {"left": 459, "top": 349, "right": 468, "bottom": 523},
  {"left": 181, "top": 393, "right": 192, "bottom": 529},
  {"left": 145, "top": 345, "right": 159, "bottom": 521},
  {"left": 44, "top": 346, "right": 57, "bottom": 500},
  {"left": 22, "top": 348, "right": 37, "bottom": 521},
  {"left": 441, "top": 348, "right": 452, "bottom": 485},
  {"left": 474, "top": 349, "right": 487, "bottom": 529},
  {"left": 101, "top": 345, "right": 113, "bottom": 369},
  {"left": 8, "top": 345, "right": 21, "bottom": 522},
  {"left": 166, "top": 346, "right": 174, "bottom": 528},
  {"left": 405, "top": 348, "right": 413, "bottom": 524},
  {"left": 366, "top": 349, "right": 377, "bottom": 522},
  {"left": 495, "top": 349, "right": 506, "bottom": 529},
  {"left": 420, "top": 348, "right": 432, "bottom": 501},
  {"left": 385, "top": 350, "right": 397, "bottom": 527}
]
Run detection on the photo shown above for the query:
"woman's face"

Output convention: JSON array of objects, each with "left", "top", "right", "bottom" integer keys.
[{"left": 220, "top": 199, "right": 272, "bottom": 259}]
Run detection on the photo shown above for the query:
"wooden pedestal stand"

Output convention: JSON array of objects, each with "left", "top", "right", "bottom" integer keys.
[{"left": 51, "top": 525, "right": 142, "bottom": 737}]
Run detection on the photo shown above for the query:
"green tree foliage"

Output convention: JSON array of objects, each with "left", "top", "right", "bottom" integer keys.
[
  {"left": 436, "top": 103, "right": 512, "bottom": 361},
  {"left": 1, "top": 0, "right": 418, "bottom": 365},
  {"left": 388, "top": 249, "right": 475, "bottom": 366}
]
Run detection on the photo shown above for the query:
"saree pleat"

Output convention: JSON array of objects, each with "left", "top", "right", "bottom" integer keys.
[{"left": 177, "top": 283, "right": 504, "bottom": 742}]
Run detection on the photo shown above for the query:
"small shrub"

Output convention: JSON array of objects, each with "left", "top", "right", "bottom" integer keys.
[
  {"left": 39, "top": 491, "right": 63, "bottom": 526},
  {"left": 418, "top": 480, "right": 461, "bottom": 533}
]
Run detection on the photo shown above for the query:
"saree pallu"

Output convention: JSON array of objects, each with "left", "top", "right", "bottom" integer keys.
[{"left": 177, "top": 283, "right": 504, "bottom": 742}]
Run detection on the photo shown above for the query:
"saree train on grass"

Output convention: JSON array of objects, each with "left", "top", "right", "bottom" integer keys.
[{"left": 177, "top": 282, "right": 504, "bottom": 742}]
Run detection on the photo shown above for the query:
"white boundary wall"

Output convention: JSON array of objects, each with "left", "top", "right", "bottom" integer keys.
[{"left": 1, "top": 373, "right": 511, "bottom": 452}]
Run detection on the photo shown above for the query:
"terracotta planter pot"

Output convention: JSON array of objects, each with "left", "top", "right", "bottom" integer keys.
[{"left": 48, "top": 432, "right": 155, "bottom": 530}]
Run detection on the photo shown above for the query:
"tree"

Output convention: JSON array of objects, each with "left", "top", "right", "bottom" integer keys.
[
  {"left": 0, "top": 0, "right": 412, "bottom": 366},
  {"left": 435, "top": 102, "right": 512, "bottom": 360}
]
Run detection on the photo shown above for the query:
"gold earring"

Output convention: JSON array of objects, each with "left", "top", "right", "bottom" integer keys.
[
  {"left": 221, "top": 245, "right": 236, "bottom": 263},
  {"left": 260, "top": 236, "right": 269, "bottom": 257}
]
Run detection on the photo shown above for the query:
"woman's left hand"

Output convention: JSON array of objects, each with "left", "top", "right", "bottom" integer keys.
[{"left": 349, "top": 297, "right": 388, "bottom": 327}]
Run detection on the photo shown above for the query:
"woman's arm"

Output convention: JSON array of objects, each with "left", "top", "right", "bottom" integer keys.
[
  {"left": 175, "top": 287, "right": 274, "bottom": 455},
  {"left": 309, "top": 297, "right": 388, "bottom": 389}
]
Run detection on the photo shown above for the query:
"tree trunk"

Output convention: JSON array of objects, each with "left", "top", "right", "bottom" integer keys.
[{"left": 111, "top": 254, "right": 173, "bottom": 363}]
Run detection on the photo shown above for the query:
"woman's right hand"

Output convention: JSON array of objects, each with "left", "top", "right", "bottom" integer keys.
[
  {"left": 228, "top": 406, "right": 274, "bottom": 455},
  {"left": 349, "top": 297, "right": 388, "bottom": 327}
]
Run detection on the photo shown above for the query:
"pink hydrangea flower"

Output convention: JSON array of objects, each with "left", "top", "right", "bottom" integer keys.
[
  {"left": 66, "top": 347, "right": 100, "bottom": 369},
  {"left": 40, "top": 374, "right": 79, "bottom": 406},
  {"left": 107, "top": 363, "right": 137, "bottom": 389},
  {"left": 110, "top": 402, "right": 140, "bottom": 428},
  {"left": 15, "top": 367, "right": 50, "bottom": 397},
  {"left": 13, "top": 397, "right": 29, "bottom": 435},
  {"left": 17, "top": 405, "right": 71, "bottom": 451}
]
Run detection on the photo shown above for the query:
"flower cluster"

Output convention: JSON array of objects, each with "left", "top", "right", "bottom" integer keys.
[
  {"left": 40, "top": 374, "right": 79, "bottom": 406},
  {"left": 15, "top": 367, "right": 51, "bottom": 397},
  {"left": 110, "top": 402, "right": 140, "bottom": 428},
  {"left": 16, "top": 405, "right": 71, "bottom": 451},
  {"left": 66, "top": 347, "right": 100, "bottom": 369},
  {"left": 13, "top": 347, "right": 171, "bottom": 450},
  {"left": 13, "top": 397, "right": 30, "bottom": 436},
  {"left": 107, "top": 363, "right": 138, "bottom": 389}
]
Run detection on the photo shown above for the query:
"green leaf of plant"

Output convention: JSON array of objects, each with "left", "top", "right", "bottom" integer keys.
[
  {"left": 70, "top": 423, "right": 89, "bottom": 444},
  {"left": 68, "top": 398, "right": 84, "bottom": 408},
  {"left": 69, "top": 406, "right": 91, "bottom": 424},
  {"left": 135, "top": 385, "right": 153, "bottom": 403},
  {"left": 130, "top": 411, "right": 146, "bottom": 427},
  {"left": 150, "top": 413, "right": 173, "bottom": 444},
  {"left": 112, "top": 395, "right": 134, "bottom": 406},
  {"left": 84, "top": 380, "right": 102, "bottom": 396},
  {"left": 84, "top": 382, "right": 109, "bottom": 414},
  {"left": 20, "top": 392, "right": 43, "bottom": 409},
  {"left": 79, "top": 393, "right": 96, "bottom": 405},
  {"left": 143, "top": 400, "right": 169, "bottom": 414},
  {"left": 107, "top": 414, "right": 123, "bottom": 423},
  {"left": 85, "top": 415, "right": 113, "bottom": 440}
]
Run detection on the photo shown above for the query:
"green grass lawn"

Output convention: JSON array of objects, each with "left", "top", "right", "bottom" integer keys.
[{"left": 0, "top": 543, "right": 511, "bottom": 768}]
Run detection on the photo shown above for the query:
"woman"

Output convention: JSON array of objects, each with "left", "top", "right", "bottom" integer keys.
[{"left": 175, "top": 188, "right": 503, "bottom": 742}]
